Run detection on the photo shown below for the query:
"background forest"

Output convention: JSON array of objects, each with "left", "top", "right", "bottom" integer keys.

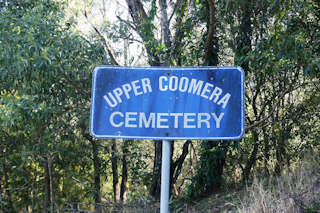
[{"left": 0, "top": 0, "right": 319, "bottom": 212}]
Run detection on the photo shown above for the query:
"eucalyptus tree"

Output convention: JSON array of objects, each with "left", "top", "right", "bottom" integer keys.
[
  {"left": 74, "top": 0, "right": 202, "bottom": 200},
  {"left": 122, "top": 0, "right": 216, "bottom": 199},
  {"left": 0, "top": 0, "right": 106, "bottom": 211},
  {"left": 169, "top": 0, "right": 320, "bottom": 197},
  {"left": 221, "top": 0, "right": 320, "bottom": 181}
]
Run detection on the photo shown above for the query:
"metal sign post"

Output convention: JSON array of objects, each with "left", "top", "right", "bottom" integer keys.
[{"left": 160, "top": 140, "right": 171, "bottom": 213}]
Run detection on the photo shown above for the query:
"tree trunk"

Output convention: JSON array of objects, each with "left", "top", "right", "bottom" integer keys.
[
  {"left": 83, "top": 133, "right": 102, "bottom": 212},
  {"left": 1, "top": 147, "right": 14, "bottom": 212},
  {"left": 204, "top": 0, "right": 218, "bottom": 65},
  {"left": 150, "top": 141, "right": 162, "bottom": 200},
  {"left": 124, "top": 0, "right": 192, "bottom": 200},
  {"left": 170, "top": 140, "right": 191, "bottom": 196},
  {"left": 48, "top": 157, "right": 54, "bottom": 213},
  {"left": 159, "top": 0, "right": 171, "bottom": 64},
  {"left": 125, "top": 0, "right": 161, "bottom": 66},
  {"left": 262, "top": 127, "right": 270, "bottom": 176},
  {"left": 242, "top": 130, "right": 259, "bottom": 182},
  {"left": 90, "top": 140, "right": 102, "bottom": 213},
  {"left": 43, "top": 157, "right": 51, "bottom": 213},
  {"left": 32, "top": 165, "right": 37, "bottom": 212},
  {"left": 189, "top": 0, "right": 225, "bottom": 197},
  {"left": 120, "top": 140, "right": 129, "bottom": 204},
  {"left": 235, "top": 0, "right": 252, "bottom": 71},
  {"left": 111, "top": 139, "right": 120, "bottom": 203}
]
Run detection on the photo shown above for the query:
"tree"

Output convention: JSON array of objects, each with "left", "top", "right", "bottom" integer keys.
[
  {"left": 122, "top": 0, "right": 206, "bottom": 199},
  {"left": 0, "top": 0, "right": 106, "bottom": 211},
  {"left": 79, "top": 0, "right": 198, "bottom": 199},
  {"left": 186, "top": 0, "right": 228, "bottom": 197},
  {"left": 222, "top": 0, "right": 320, "bottom": 181}
]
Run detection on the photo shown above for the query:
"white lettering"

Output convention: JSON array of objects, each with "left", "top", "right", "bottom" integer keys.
[
  {"left": 110, "top": 111, "right": 124, "bottom": 127},
  {"left": 125, "top": 112, "right": 137, "bottom": 127},
  {"left": 217, "top": 93, "right": 231, "bottom": 109},
  {"left": 179, "top": 77, "right": 189, "bottom": 92},
  {"left": 201, "top": 83, "right": 213, "bottom": 99},
  {"left": 132, "top": 80, "right": 143, "bottom": 96},
  {"left": 170, "top": 113, "right": 183, "bottom": 128},
  {"left": 122, "top": 83, "right": 132, "bottom": 99},
  {"left": 188, "top": 79, "right": 204, "bottom": 95},
  {"left": 198, "top": 113, "right": 211, "bottom": 128},
  {"left": 113, "top": 87, "right": 123, "bottom": 103},
  {"left": 184, "top": 113, "right": 196, "bottom": 128},
  {"left": 141, "top": 78, "right": 152, "bottom": 93},
  {"left": 104, "top": 78, "right": 153, "bottom": 108},
  {"left": 211, "top": 112, "right": 224, "bottom": 128},
  {"left": 209, "top": 87, "right": 222, "bottom": 103},
  {"left": 157, "top": 113, "right": 169, "bottom": 128},
  {"left": 109, "top": 112, "right": 226, "bottom": 129},
  {"left": 169, "top": 76, "right": 179, "bottom": 91},
  {"left": 159, "top": 76, "right": 168, "bottom": 91},
  {"left": 104, "top": 93, "right": 117, "bottom": 108},
  {"left": 139, "top": 112, "right": 155, "bottom": 128}
]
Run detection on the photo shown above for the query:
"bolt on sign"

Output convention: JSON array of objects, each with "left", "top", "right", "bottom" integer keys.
[{"left": 90, "top": 66, "right": 245, "bottom": 140}]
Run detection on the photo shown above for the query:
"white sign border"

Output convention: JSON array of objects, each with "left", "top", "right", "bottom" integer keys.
[{"left": 90, "top": 66, "right": 245, "bottom": 140}]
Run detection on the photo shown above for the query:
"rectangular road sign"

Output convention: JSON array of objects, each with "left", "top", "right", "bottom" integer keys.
[{"left": 90, "top": 66, "right": 245, "bottom": 140}]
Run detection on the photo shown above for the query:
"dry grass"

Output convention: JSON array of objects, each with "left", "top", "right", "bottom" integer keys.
[
  {"left": 93, "top": 151, "right": 320, "bottom": 213},
  {"left": 237, "top": 152, "right": 320, "bottom": 213}
]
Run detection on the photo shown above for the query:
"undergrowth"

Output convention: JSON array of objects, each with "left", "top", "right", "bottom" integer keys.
[
  {"left": 98, "top": 150, "right": 320, "bottom": 212},
  {"left": 236, "top": 151, "right": 320, "bottom": 213},
  {"left": 169, "top": 150, "right": 320, "bottom": 213}
]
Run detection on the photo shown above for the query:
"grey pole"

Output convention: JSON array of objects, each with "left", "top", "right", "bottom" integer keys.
[{"left": 160, "top": 140, "right": 171, "bottom": 213}]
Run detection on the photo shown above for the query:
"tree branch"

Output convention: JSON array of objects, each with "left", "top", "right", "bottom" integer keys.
[
  {"left": 84, "top": 11, "right": 120, "bottom": 66},
  {"left": 125, "top": 0, "right": 149, "bottom": 27},
  {"left": 125, "top": 0, "right": 161, "bottom": 65},
  {"left": 168, "top": 0, "right": 181, "bottom": 24},
  {"left": 61, "top": 73, "right": 90, "bottom": 97},
  {"left": 171, "top": 0, "right": 190, "bottom": 65},
  {"left": 116, "top": 15, "right": 137, "bottom": 32},
  {"left": 204, "top": 0, "right": 216, "bottom": 64},
  {"left": 171, "top": 140, "right": 191, "bottom": 185},
  {"left": 159, "top": 0, "right": 172, "bottom": 49},
  {"left": 246, "top": 81, "right": 320, "bottom": 131}
]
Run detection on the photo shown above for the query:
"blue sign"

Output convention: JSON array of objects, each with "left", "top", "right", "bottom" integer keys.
[{"left": 90, "top": 66, "right": 245, "bottom": 140}]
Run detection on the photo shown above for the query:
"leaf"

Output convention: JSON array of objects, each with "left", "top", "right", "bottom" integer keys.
[{"left": 279, "top": 10, "right": 286, "bottom": 20}]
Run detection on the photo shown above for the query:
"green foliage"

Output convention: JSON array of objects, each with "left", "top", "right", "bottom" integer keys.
[
  {"left": 1, "top": 0, "right": 319, "bottom": 211},
  {"left": 186, "top": 0, "right": 319, "bottom": 198},
  {"left": 187, "top": 142, "right": 227, "bottom": 198},
  {"left": 0, "top": 0, "right": 106, "bottom": 211}
]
